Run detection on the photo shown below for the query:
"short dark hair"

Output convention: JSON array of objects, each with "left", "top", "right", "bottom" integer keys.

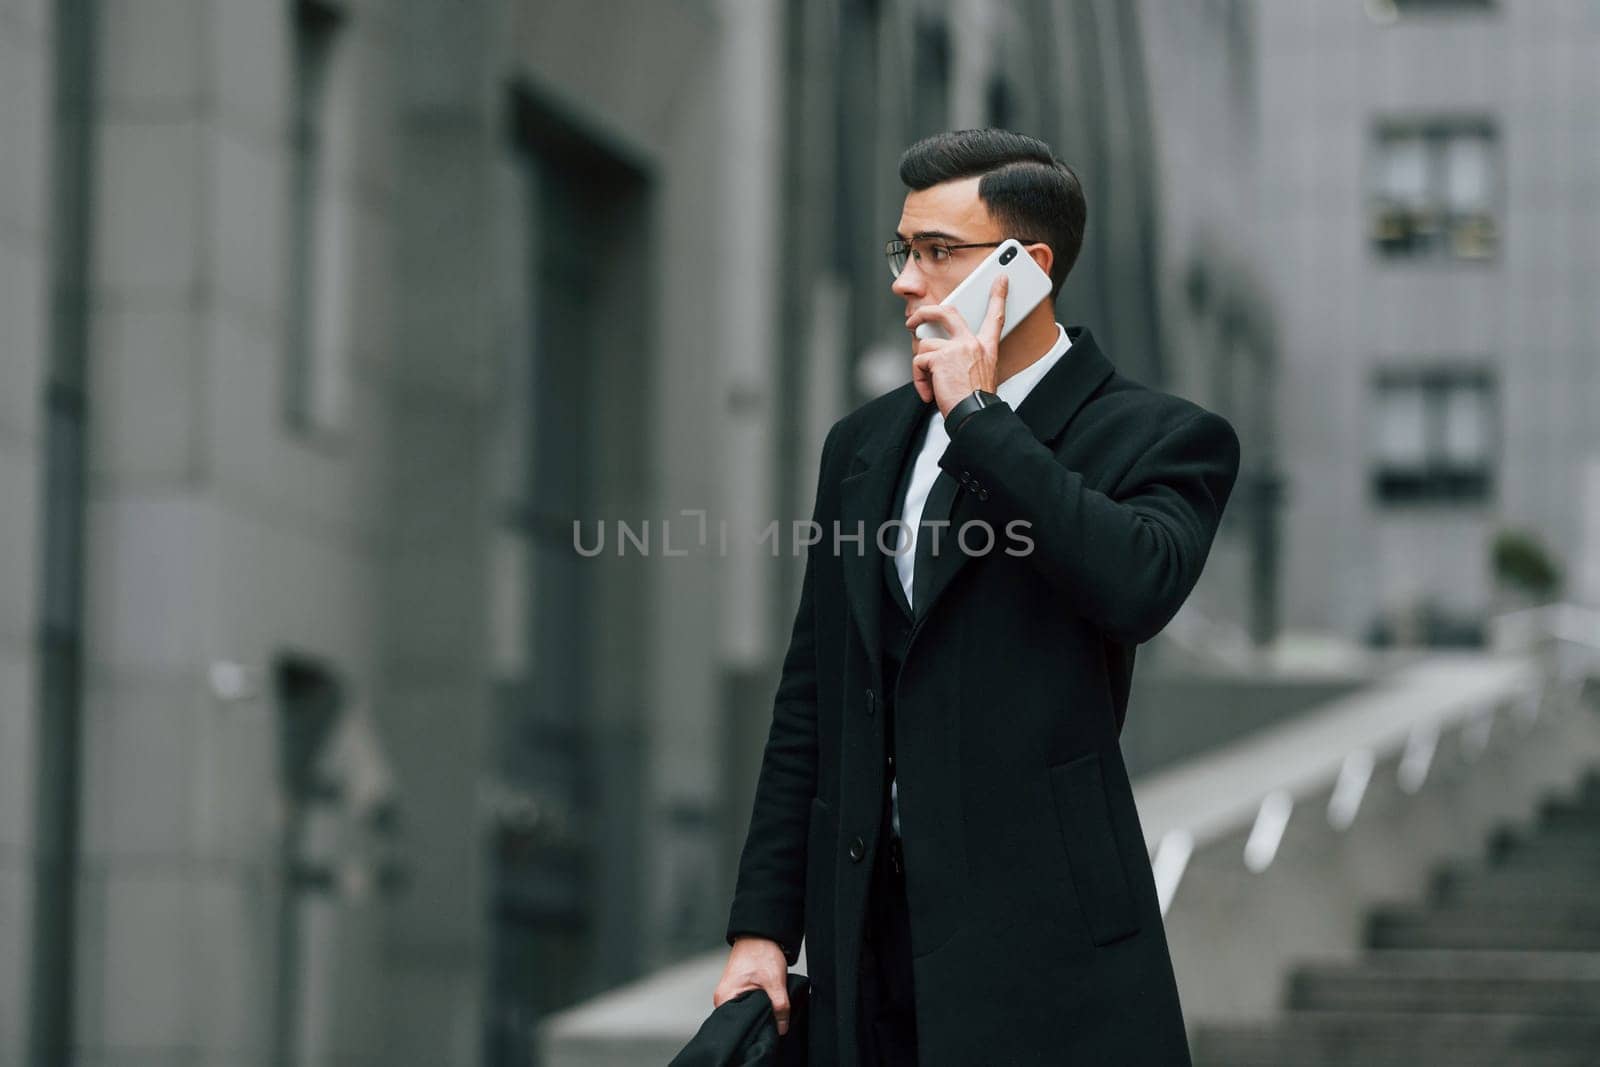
[{"left": 897, "top": 129, "right": 1086, "bottom": 300}]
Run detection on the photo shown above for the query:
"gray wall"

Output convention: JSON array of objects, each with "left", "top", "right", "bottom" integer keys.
[
  {"left": 44, "top": 0, "right": 406, "bottom": 1063},
  {"left": 0, "top": 0, "right": 49, "bottom": 1062}
]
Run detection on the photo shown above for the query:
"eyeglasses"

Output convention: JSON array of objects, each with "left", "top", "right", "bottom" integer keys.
[{"left": 884, "top": 236, "right": 1038, "bottom": 279}]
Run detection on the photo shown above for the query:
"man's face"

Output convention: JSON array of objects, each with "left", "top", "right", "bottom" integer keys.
[{"left": 891, "top": 175, "right": 1002, "bottom": 337}]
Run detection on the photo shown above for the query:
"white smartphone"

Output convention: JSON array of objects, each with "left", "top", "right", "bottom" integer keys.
[{"left": 913, "top": 238, "right": 1053, "bottom": 342}]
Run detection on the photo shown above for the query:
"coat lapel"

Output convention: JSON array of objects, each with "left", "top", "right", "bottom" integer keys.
[
  {"left": 840, "top": 386, "right": 932, "bottom": 686},
  {"left": 839, "top": 327, "right": 1117, "bottom": 672}
]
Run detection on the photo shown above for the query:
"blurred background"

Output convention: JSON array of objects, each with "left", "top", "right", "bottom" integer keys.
[{"left": 3, "top": 0, "right": 1600, "bottom": 1064}]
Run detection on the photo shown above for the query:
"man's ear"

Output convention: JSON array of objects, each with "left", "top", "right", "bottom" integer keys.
[{"left": 1028, "top": 242, "right": 1054, "bottom": 280}]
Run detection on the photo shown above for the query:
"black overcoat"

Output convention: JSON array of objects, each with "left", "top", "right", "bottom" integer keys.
[{"left": 726, "top": 327, "right": 1241, "bottom": 1065}]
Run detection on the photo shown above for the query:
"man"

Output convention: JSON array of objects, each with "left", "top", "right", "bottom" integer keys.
[{"left": 713, "top": 129, "right": 1240, "bottom": 1065}]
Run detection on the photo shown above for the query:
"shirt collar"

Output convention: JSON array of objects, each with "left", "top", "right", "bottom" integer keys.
[{"left": 994, "top": 322, "right": 1072, "bottom": 409}]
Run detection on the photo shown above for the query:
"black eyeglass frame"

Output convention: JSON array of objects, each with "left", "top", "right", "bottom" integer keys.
[{"left": 883, "top": 236, "right": 1043, "bottom": 278}]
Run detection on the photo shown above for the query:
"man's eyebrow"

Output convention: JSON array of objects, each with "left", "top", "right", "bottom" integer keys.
[{"left": 893, "top": 229, "right": 963, "bottom": 242}]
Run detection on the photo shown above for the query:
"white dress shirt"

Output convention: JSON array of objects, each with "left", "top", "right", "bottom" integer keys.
[{"left": 887, "top": 321, "right": 1073, "bottom": 836}]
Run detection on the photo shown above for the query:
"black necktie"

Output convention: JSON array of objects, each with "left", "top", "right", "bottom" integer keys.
[{"left": 912, "top": 470, "right": 959, "bottom": 617}]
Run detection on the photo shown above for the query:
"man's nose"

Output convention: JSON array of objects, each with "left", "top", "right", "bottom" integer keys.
[{"left": 891, "top": 262, "right": 924, "bottom": 299}]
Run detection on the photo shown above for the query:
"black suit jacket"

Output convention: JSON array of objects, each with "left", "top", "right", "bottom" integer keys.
[{"left": 726, "top": 327, "right": 1240, "bottom": 1065}]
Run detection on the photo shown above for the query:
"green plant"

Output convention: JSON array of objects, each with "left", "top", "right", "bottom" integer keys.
[{"left": 1491, "top": 528, "right": 1562, "bottom": 600}]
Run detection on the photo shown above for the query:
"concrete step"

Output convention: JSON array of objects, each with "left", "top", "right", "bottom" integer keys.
[
  {"left": 1369, "top": 904, "right": 1600, "bottom": 951},
  {"left": 1288, "top": 950, "right": 1600, "bottom": 1015},
  {"left": 1435, "top": 878, "right": 1600, "bottom": 909},
  {"left": 1534, "top": 800, "right": 1600, "bottom": 830},
  {"left": 1467, "top": 813, "right": 1600, "bottom": 860},
  {"left": 1493, "top": 819, "right": 1600, "bottom": 849},
  {"left": 1490, "top": 839, "right": 1600, "bottom": 864},
  {"left": 1192, "top": 1012, "right": 1600, "bottom": 1067},
  {"left": 1433, "top": 864, "right": 1600, "bottom": 902},
  {"left": 1485, "top": 845, "right": 1600, "bottom": 874},
  {"left": 1195, "top": 772, "right": 1600, "bottom": 1065}
]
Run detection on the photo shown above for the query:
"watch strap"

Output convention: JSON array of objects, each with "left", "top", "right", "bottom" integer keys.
[{"left": 944, "top": 389, "right": 1004, "bottom": 435}]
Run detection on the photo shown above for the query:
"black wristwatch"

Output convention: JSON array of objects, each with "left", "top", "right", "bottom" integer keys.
[{"left": 944, "top": 389, "right": 1005, "bottom": 434}]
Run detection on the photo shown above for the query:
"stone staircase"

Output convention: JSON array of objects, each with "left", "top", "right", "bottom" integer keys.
[{"left": 1192, "top": 769, "right": 1600, "bottom": 1066}]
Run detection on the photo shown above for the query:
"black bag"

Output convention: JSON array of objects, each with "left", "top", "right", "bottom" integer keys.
[{"left": 668, "top": 973, "right": 810, "bottom": 1066}]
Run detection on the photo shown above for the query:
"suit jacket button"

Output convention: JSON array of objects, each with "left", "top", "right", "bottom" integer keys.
[
  {"left": 977, "top": 487, "right": 990, "bottom": 501},
  {"left": 959, "top": 470, "right": 972, "bottom": 484},
  {"left": 848, "top": 836, "right": 865, "bottom": 862}
]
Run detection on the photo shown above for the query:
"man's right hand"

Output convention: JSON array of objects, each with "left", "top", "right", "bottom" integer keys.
[{"left": 713, "top": 936, "right": 792, "bottom": 1036}]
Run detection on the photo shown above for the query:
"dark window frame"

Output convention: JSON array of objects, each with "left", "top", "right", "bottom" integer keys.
[
  {"left": 1368, "top": 115, "right": 1500, "bottom": 263},
  {"left": 912, "top": 16, "right": 951, "bottom": 139},
  {"left": 986, "top": 74, "right": 1014, "bottom": 130},
  {"left": 283, "top": 0, "right": 351, "bottom": 441},
  {"left": 1391, "top": 0, "right": 1496, "bottom": 12},
  {"left": 1369, "top": 363, "right": 1497, "bottom": 506}
]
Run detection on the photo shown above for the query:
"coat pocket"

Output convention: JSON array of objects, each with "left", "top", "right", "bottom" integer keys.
[
  {"left": 803, "top": 795, "right": 839, "bottom": 992},
  {"left": 1048, "top": 751, "right": 1141, "bottom": 946}
]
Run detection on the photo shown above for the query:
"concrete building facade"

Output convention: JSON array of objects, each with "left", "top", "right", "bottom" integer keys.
[
  {"left": 1, "top": 0, "right": 51, "bottom": 1062},
  {"left": 1258, "top": 0, "right": 1600, "bottom": 641}
]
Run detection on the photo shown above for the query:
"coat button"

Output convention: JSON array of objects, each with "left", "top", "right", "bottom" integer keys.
[
  {"left": 978, "top": 487, "right": 990, "bottom": 501},
  {"left": 959, "top": 469, "right": 972, "bottom": 484},
  {"left": 848, "top": 836, "right": 865, "bottom": 863},
  {"left": 865, "top": 688, "right": 876, "bottom": 717}
]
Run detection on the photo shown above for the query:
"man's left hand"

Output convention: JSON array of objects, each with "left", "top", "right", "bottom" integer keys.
[{"left": 906, "top": 273, "right": 1006, "bottom": 418}]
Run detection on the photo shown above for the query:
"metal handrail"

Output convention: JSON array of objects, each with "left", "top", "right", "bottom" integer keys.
[{"left": 1139, "top": 603, "right": 1600, "bottom": 916}]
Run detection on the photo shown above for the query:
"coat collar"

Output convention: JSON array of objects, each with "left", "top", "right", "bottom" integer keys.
[{"left": 839, "top": 326, "right": 1117, "bottom": 685}]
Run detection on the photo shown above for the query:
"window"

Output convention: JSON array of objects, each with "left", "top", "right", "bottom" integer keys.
[
  {"left": 912, "top": 18, "right": 950, "bottom": 139},
  {"left": 1392, "top": 0, "right": 1493, "bottom": 11},
  {"left": 285, "top": 0, "right": 350, "bottom": 436},
  {"left": 986, "top": 75, "right": 1014, "bottom": 130},
  {"left": 1371, "top": 365, "right": 1495, "bottom": 504},
  {"left": 1367, "top": 0, "right": 1494, "bottom": 23},
  {"left": 1370, "top": 118, "right": 1497, "bottom": 260}
]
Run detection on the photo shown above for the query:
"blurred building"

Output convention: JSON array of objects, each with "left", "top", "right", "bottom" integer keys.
[
  {"left": 0, "top": 1, "right": 1273, "bottom": 1065},
  {"left": 1258, "top": 0, "right": 1600, "bottom": 643},
  {"left": 1137, "top": 0, "right": 1281, "bottom": 646},
  {"left": 0, "top": 0, "right": 49, "bottom": 1058}
]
